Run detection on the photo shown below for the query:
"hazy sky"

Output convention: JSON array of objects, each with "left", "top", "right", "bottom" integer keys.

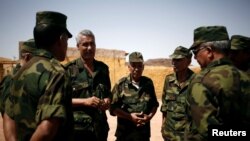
[{"left": 1, "top": 0, "right": 250, "bottom": 66}]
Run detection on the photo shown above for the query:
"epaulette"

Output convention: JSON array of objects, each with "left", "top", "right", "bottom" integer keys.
[
  {"left": 50, "top": 58, "right": 65, "bottom": 73},
  {"left": 140, "top": 76, "right": 152, "bottom": 82},
  {"left": 94, "top": 59, "right": 108, "bottom": 67},
  {"left": 164, "top": 73, "right": 175, "bottom": 82},
  {"left": 117, "top": 77, "right": 127, "bottom": 84},
  {"left": 13, "top": 56, "right": 44, "bottom": 79},
  {"left": 64, "top": 59, "right": 78, "bottom": 68}
]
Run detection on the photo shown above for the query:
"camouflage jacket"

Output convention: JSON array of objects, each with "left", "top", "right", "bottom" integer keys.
[
  {"left": 0, "top": 76, "right": 12, "bottom": 115},
  {"left": 5, "top": 49, "right": 73, "bottom": 141},
  {"left": 161, "top": 68, "right": 194, "bottom": 140},
  {"left": 185, "top": 58, "right": 250, "bottom": 141},
  {"left": 110, "top": 75, "right": 159, "bottom": 137},
  {"left": 0, "top": 63, "right": 21, "bottom": 115},
  {"left": 65, "top": 58, "right": 111, "bottom": 133}
]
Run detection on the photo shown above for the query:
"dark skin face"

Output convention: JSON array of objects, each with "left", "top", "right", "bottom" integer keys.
[
  {"left": 128, "top": 62, "right": 144, "bottom": 82},
  {"left": 172, "top": 57, "right": 191, "bottom": 72},
  {"left": 229, "top": 50, "right": 250, "bottom": 71},
  {"left": 52, "top": 33, "right": 69, "bottom": 61}
]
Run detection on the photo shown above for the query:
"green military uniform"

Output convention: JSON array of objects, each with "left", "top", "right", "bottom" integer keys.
[
  {"left": 110, "top": 75, "right": 159, "bottom": 141},
  {"left": 0, "top": 39, "right": 34, "bottom": 116},
  {"left": 161, "top": 69, "right": 194, "bottom": 141},
  {"left": 161, "top": 46, "right": 194, "bottom": 141},
  {"left": 186, "top": 26, "right": 250, "bottom": 141},
  {"left": 5, "top": 49, "right": 73, "bottom": 141},
  {"left": 185, "top": 58, "right": 250, "bottom": 140},
  {"left": 0, "top": 64, "right": 20, "bottom": 115},
  {"left": 65, "top": 58, "right": 111, "bottom": 141},
  {"left": 5, "top": 12, "right": 73, "bottom": 141}
]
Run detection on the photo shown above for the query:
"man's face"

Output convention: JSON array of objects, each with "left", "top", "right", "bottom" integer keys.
[
  {"left": 192, "top": 44, "right": 210, "bottom": 68},
  {"left": 128, "top": 62, "right": 144, "bottom": 81},
  {"left": 229, "top": 50, "right": 250, "bottom": 70},
  {"left": 55, "top": 33, "right": 69, "bottom": 61},
  {"left": 172, "top": 57, "right": 190, "bottom": 72},
  {"left": 77, "top": 35, "right": 96, "bottom": 60}
]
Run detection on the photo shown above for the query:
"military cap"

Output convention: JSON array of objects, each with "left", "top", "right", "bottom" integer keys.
[
  {"left": 20, "top": 39, "right": 37, "bottom": 53},
  {"left": 169, "top": 46, "right": 192, "bottom": 59},
  {"left": 129, "top": 52, "right": 144, "bottom": 63},
  {"left": 35, "top": 11, "right": 72, "bottom": 38},
  {"left": 190, "top": 26, "right": 229, "bottom": 49},
  {"left": 230, "top": 35, "right": 250, "bottom": 50}
]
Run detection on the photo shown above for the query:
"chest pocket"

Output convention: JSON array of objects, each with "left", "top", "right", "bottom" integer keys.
[
  {"left": 165, "top": 93, "right": 187, "bottom": 120},
  {"left": 165, "top": 93, "right": 185, "bottom": 111},
  {"left": 72, "top": 81, "right": 92, "bottom": 98},
  {"left": 121, "top": 92, "right": 150, "bottom": 114},
  {"left": 165, "top": 93, "right": 177, "bottom": 111}
]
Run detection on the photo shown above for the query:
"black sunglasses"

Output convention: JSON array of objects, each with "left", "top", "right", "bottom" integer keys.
[{"left": 192, "top": 46, "right": 207, "bottom": 55}]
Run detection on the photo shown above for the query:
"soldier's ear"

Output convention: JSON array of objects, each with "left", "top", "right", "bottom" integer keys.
[
  {"left": 206, "top": 46, "right": 212, "bottom": 51},
  {"left": 60, "top": 33, "right": 68, "bottom": 41},
  {"left": 206, "top": 47, "right": 214, "bottom": 59}
]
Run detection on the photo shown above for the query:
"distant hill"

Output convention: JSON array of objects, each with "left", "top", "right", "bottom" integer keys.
[{"left": 144, "top": 58, "right": 172, "bottom": 66}]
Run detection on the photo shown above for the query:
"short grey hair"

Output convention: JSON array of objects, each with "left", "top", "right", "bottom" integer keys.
[
  {"left": 75, "top": 29, "right": 95, "bottom": 44},
  {"left": 203, "top": 40, "right": 229, "bottom": 55}
]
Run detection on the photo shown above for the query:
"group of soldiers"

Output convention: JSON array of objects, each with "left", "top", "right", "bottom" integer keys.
[
  {"left": 161, "top": 26, "right": 250, "bottom": 141},
  {"left": 0, "top": 10, "right": 250, "bottom": 141}
]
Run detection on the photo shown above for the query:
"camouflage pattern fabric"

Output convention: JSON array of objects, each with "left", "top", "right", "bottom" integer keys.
[
  {"left": 65, "top": 58, "right": 111, "bottom": 141},
  {"left": 0, "top": 64, "right": 21, "bottom": 115},
  {"left": 0, "top": 76, "right": 11, "bottom": 115},
  {"left": 110, "top": 75, "right": 159, "bottom": 140},
  {"left": 5, "top": 49, "right": 73, "bottom": 141},
  {"left": 161, "top": 69, "right": 194, "bottom": 141},
  {"left": 169, "top": 46, "right": 192, "bottom": 59},
  {"left": 230, "top": 35, "right": 250, "bottom": 50},
  {"left": 190, "top": 26, "right": 229, "bottom": 49},
  {"left": 129, "top": 52, "right": 144, "bottom": 62},
  {"left": 35, "top": 11, "right": 72, "bottom": 38},
  {"left": 185, "top": 58, "right": 250, "bottom": 141}
]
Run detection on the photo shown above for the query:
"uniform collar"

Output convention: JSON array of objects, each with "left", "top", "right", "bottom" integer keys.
[
  {"left": 206, "top": 58, "right": 233, "bottom": 69},
  {"left": 33, "top": 48, "right": 54, "bottom": 59}
]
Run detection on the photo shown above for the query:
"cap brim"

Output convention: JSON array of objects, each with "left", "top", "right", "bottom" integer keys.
[
  {"left": 189, "top": 43, "right": 198, "bottom": 50},
  {"left": 230, "top": 45, "right": 244, "bottom": 50},
  {"left": 129, "top": 59, "right": 144, "bottom": 63},
  {"left": 66, "top": 29, "right": 72, "bottom": 38},
  {"left": 169, "top": 54, "right": 185, "bottom": 59}
]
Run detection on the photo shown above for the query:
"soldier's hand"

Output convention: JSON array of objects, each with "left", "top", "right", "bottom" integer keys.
[
  {"left": 98, "top": 98, "right": 110, "bottom": 111},
  {"left": 86, "top": 96, "right": 101, "bottom": 108},
  {"left": 141, "top": 114, "right": 150, "bottom": 124},
  {"left": 130, "top": 112, "right": 145, "bottom": 126}
]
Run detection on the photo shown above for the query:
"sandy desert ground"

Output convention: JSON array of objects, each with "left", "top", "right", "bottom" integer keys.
[{"left": 0, "top": 100, "right": 163, "bottom": 141}]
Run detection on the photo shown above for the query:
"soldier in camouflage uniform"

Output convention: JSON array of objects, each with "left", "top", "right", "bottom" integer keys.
[
  {"left": 161, "top": 46, "right": 194, "bottom": 141},
  {"left": 110, "top": 52, "right": 159, "bottom": 141},
  {"left": 64, "top": 29, "right": 111, "bottom": 141},
  {"left": 229, "top": 35, "right": 250, "bottom": 77},
  {"left": 185, "top": 26, "right": 250, "bottom": 141},
  {"left": 5, "top": 11, "right": 73, "bottom": 141},
  {"left": 0, "top": 39, "right": 36, "bottom": 141}
]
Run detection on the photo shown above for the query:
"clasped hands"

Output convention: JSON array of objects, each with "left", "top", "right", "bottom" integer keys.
[{"left": 130, "top": 112, "right": 150, "bottom": 127}]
